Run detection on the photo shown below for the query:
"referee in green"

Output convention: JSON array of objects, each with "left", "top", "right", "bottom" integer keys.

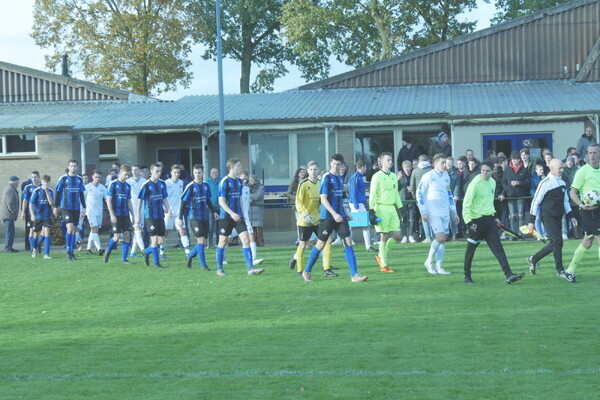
[{"left": 462, "top": 161, "right": 525, "bottom": 284}]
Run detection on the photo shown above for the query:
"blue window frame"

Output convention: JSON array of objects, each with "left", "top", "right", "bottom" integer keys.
[{"left": 483, "top": 133, "right": 552, "bottom": 162}]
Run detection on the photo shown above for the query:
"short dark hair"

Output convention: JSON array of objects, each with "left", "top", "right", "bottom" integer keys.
[
  {"left": 193, "top": 163, "right": 203, "bottom": 171},
  {"left": 510, "top": 151, "right": 520, "bottom": 160},
  {"left": 331, "top": 153, "right": 344, "bottom": 162},
  {"left": 481, "top": 161, "right": 494, "bottom": 170}
]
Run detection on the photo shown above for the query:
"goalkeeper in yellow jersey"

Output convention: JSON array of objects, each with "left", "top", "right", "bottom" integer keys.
[
  {"left": 370, "top": 152, "right": 403, "bottom": 273},
  {"left": 289, "top": 161, "right": 337, "bottom": 277}
]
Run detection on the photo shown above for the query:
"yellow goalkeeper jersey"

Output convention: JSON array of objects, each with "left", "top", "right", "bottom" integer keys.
[{"left": 295, "top": 178, "right": 320, "bottom": 227}]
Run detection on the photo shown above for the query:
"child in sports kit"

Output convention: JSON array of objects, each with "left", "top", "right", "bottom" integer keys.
[
  {"left": 84, "top": 170, "right": 106, "bottom": 255},
  {"left": 54, "top": 159, "right": 86, "bottom": 261},
  {"left": 126, "top": 164, "right": 147, "bottom": 257},
  {"left": 137, "top": 163, "right": 171, "bottom": 268},
  {"left": 104, "top": 165, "right": 134, "bottom": 265},
  {"left": 21, "top": 171, "right": 41, "bottom": 252},
  {"left": 302, "top": 154, "right": 368, "bottom": 283},
  {"left": 181, "top": 164, "right": 219, "bottom": 270},
  {"left": 566, "top": 144, "right": 600, "bottom": 278},
  {"left": 29, "top": 175, "right": 54, "bottom": 259},
  {"left": 216, "top": 158, "right": 265, "bottom": 276}
]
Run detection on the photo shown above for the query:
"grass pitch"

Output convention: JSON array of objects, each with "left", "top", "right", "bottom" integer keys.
[{"left": 1, "top": 240, "right": 599, "bottom": 399}]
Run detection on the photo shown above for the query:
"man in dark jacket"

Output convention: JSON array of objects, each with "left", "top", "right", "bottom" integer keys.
[
  {"left": 576, "top": 126, "right": 597, "bottom": 162},
  {"left": 397, "top": 137, "right": 420, "bottom": 170},
  {"left": 502, "top": 151, "right": 531, "bottom": 237},
  {"left": 429, "top": 132, "right": 451, "bottom": 160},
  {"left": 2, "top": 176, "right": 20, "bottom": 253}
]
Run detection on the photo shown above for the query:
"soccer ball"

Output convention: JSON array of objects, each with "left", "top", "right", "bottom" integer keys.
[{"left": 582, "top": 189, "right": 600, "bottom": 207}]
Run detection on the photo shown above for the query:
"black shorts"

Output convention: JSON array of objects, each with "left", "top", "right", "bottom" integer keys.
[
  {"left": 220, "top": 215, "right": 248, "bottom": 236},
  {"left": 580, "top": 208, "right": 600, "bottom": 236},
  {"left": 317, "top": 218, "right": 351, "bottom": 242},
  {"left": 33, "top": 219, "right": 52, "bottom": 233},
  {"left": 145, "top": 218, "right": 166, "bottom": 237},
  {"left": 25, "top": 216, "right": 33, "bottom": 229},
  {"left": 111, "top": 216, "right": 132, "bottom": 234},
  {"left": 61, "top": 209, "right": 80, "bottom": 225},
  {"left": 189, "top": 219, "right": 209, "bottom": 238},
  {"left": 299, "top": 225, "right": 319, "bottom": 242}
]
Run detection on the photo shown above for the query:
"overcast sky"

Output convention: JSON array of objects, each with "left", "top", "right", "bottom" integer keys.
[{"left": 0, "top": 0, "right": 496, "bottom": 100}]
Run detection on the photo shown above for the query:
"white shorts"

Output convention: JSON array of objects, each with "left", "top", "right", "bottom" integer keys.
[
  {"left": 87, "top": 214, "right": 103, "bottom": 228},
  {"left": 164, "top": 215, "right": 183, "bottom": 230},
  {"left": 131, "top": 209, "right": 144, "bottom": 228},
  {"left": 429, "top": 214, "right": 450, "bottom": 235}
]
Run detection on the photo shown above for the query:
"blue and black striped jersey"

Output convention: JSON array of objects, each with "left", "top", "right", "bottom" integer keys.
[
  {"left": 320, "top": 172, "right": 346, "bottom": 220},
  {"left": 218, "top": 176, "right": 243, "bottom": 218},
  {"left": 55, "top": 175, "right": 86, "bottom": 211},
  {"left": 181, "top": 181, "right": 213, "bottom": 221},
  {"left": 106, "top": 180, "right": 132, "bottom": 217},
  {"left": 29, "top": 187, "right": 55, "bottom": 220},
  {"left": 21, "top": 183, "right": 41, "bottom": 216},
  {"left": 138, "top": 179, "right": 168, "bottom": 219}
]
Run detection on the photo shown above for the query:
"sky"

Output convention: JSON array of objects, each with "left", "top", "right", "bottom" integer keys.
[{"left": 0, "top": 1, "right": 497, "bottom": 101}]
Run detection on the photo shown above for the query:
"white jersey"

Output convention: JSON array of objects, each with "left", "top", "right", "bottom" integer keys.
[
  {"left": 165, "top": 178, "right": 184, "bottom": 218},
  {"left": 416, "top": 169, "right": 457, "bottom": 216},
  {"left": 85, "top": 182, "right": 106, "bottom": 216},
  {"left": 240, "top": 185, "right": 254, "bottom": 234},
  {"left": 126, "top": 176, "right": 147, "bottom": 200}
]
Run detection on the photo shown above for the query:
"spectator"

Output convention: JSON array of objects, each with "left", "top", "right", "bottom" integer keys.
[
  {"left": 411, "top": 154, "right": 433, "bottom": 242},
  {"left": 287, "top": 166, "right": 307, "bottom": 245},
  {"left": 398, "top": 160, "right": 416, "bottom": 243},
  {"left": 502, "top": 151, "right": 531, "bottom": 239},
  {"left": 465, "top": 149, "right": 475, "bottom": 162},
  {"left": 397, "top": 137, "right": 420, "bottom": 169},
  {"left": 248, "top": 175, "right": 265, "bottom": 246},
  {"left": 446, "top": 156, "right": 461, "bottom": 240},
  {"left": 429, "top": 132, "right": 451, "bottom": 160},
  {"left": 2, "top": 175, "right": 20, "bottom": 253},
  {"left": 485, "top": 149, "right": 497, "bottom": 162},
  {"left": 576, "top": 126, "right": 597, "bottom": 161},
  {"left": 462, "top": 158, "right": 481, "bottom": 195},
  {"left": 492, "top": 159, "right": 508, "bottom": 238},
  {"left": 530, "top": 164, "right": 547, "bottom": 239},
  {"left": 520, "top": 148, "right": 535, "bottom": 175}
]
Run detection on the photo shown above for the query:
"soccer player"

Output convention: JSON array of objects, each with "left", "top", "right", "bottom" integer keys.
[
  {"left": 54, "top": 159, "right": 86, "bottom": 260},
  {"left": 181, "top": 164, "right": 219, "bottom": 270},
  {"left": 527, "top": 159, "right": 578, "bottom": 282},
  {"left": 216, "top": 158, "right": 265, "bottom": 276},
  {"left": 84, "top": 170, "right": 106, "bottom": 255},
  {"left": 289, "top": 161, "right": 337, "bottom": 277},
  {"left": 29, "top": 175, "right": 54, "bottom": 259},
  {"left": 349, "top": 160, "right": 376, "bottom": 252},
  {"left": 370, "top": 152, "right": 403, "bottom": 273},
  {"left": 163, "top": 164, "right": 187, "bottom": 258},
  {"left": 137, "top": 163, "right": 171, "bottom": 268},
  {"left": 462, "top": 162, "right": 525, "bottom": 284},
  {"left": 21, "top": 171, "right": 40, "bottom": 253},
  {"left": 302, "top": 154, "right": 368, "bottom": 283},
  {"left": 239, "top": 170, "right": 264, "bottom": 266},
  {"left": 566, "top": 143, "right": 600, "bottom": 278},
  {"left": 416, "top": 154, "right": 460, "bottom": 274},
  {"left": 104, "top": 165, "right": 135, "bottom": 264},
  {"left": 126, "top": 164, "right": 147, "bottom": 257}
]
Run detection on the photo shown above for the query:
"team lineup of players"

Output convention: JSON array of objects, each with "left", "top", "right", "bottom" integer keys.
[{"left": 22, "top": 144, "right": 600, "bottom": 283}]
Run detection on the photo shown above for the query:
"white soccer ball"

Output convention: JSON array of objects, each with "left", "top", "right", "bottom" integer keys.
[{"left": 582, "top": 189, "right": 600, "bottom": 207}]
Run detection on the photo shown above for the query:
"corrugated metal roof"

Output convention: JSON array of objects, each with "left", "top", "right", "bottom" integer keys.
[{"left": 2, "top": 80, "right": 600, "bottom": 132}]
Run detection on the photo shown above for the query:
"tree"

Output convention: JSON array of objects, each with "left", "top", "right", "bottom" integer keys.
[
  {"left": 32, "top": 0, "right": 193, "bottom": 96},
  {"left": 281, "top": 0, "right": 479, "bottom": 82},
  {"left": 187, "top": 0, "right": 290, "bottom": 94},
  {"left": 492, "top": 0, "right": 571, "bottom": 24}
]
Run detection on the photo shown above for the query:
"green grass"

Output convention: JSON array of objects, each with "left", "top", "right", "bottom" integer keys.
[{"left": 1, "top": 240, "right": 599, "bottom": 399}]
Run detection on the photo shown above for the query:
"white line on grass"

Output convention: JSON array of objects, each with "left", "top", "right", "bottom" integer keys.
[{"left": 3, "top": 368, "right": 600, "bottom": 381}]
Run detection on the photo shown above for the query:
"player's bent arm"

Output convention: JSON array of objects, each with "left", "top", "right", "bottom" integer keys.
[
  {"left": 569, "top": 188, "right": 582, "bottom": 206},
  {"left": 219, "top": 196, "right": 238, "bottom": 219},
  {"left": 320, "top": 193, "right": 341, "bottom": 222}
]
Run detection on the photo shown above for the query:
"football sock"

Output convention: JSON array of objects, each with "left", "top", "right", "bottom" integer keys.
[
  {"left": 121, "top": 242, "right": 130, "bottom": 261},
  {"left": 216, "top": 246, "right": 225, "bottom": 269},
  {"left": 29, "top": 236, "right": 36, "bottom": 251},
  {"left": 134, "top": 230, "right": 145, "bottom": 252},
  {"left": 379, "top": 239, "right": 386, "bottom": 264},
  {"left": 181, "top": 235, "right": 190, "bottom": 251},
  {"left": 344, "top": 246, "right": 358, "bottom": 276},
  {"left": 107, "top": 238, "right": 117, "bottom": 254},
  {"left": 295, "top": 246, "right": 305, "bottom": 273},
  {"left": 242, "top": 247, "right": 253, "bottom": 269},
  {"left": 65, "top": 233, "right": 72, "bottom": 253},
  {"left": 305, "top": 247, "right": 321, "bottom": 273},
  {"left": 38, "top": 235, "right": 45, "bottom": 248},
  {"left": 188, "top": 243, "right": 198, "bottom": 259},
  {"left": 87, "top": 233, "right": 94, "bottom": 250},
  {"left": 566, "top": 244, "right": 589, "bottom": 274},
  {"left": 93, "top": 233, "right": 102, "bottom": 251},
  {"left": 44, "top": 236, "right": 51, "bottom": 256},
  {"left": 427, "top": 240, "right": 441, "bottom": 263},
  {"left": 197, "top": 243, "right": 206, "bottom": 267},
  {"left": 71, "top": 234, "right": 77, "bottom": 253},
  {"left": 151, "top": 247, "right": 160, "bottom": 265},
  {"left": 250, "top": 241, "right": 257, "bottom": 260},
  {"left": 323, "top": 242, "right": 332, "bottom": 270},
  {"left": 436, "top": 244, "right": 446, "bottom": 268},
  {"left": 363, "top": 229, "right": 371, "bottom": 250},
  {"left": 159, "top": 242, "right": 165, "bottom": 255}
]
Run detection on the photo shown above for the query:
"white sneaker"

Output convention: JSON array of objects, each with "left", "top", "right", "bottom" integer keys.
[
  {"left": 302, "top": 271, "right": 312, "bottom": 282},
  {"left": 436, "top": 267, "right": 451, "bottom": 275},
  {"left": 562, "top": 234, "right": 568, "bottom": 240},
  {"left": 222, "top": 260, "right": 228, "bottom": 265},
  {"left": 424, "top": 260, "right": 437, "bottom": 274},
  {"left": 351, "top": 273, "right": 368, "bottom": 282},
  {"left": 43, "top": 255, "right": 52, "bottom": 260},
  {"left": 253, "top": 258, "right": 264, "bottom": 266},
  {"left": 408, "top": 236, "right": 416, "bottom": 243},
  {"left": 401, "top": 236, "right": 408, "bottom": 243},
  {"left": 31, "top": 248, "right": 37, "bottom": 258},
  {"left": 423, "top": 238, "right": 432, "bottom": 243}
]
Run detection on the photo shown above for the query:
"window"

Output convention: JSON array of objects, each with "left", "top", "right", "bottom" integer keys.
[
  {"left": 250, "top": 133, "right": 290, "bottom": 183},
  {"left": 483, "top": 133, "right": 552, "bottom": 163},
  {"left": 99, "top": 138, "right": 117, "bottom": 158},
  {"left": 0, "top": 134, "right": 36, "bottom": 155},
  {"left": 354, "top": 131, "right": 394, "bottom": 167}
]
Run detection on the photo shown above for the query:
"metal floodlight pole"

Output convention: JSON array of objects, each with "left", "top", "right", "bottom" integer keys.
[{"left": 216, "top": 0, "right": 227, "bottom": 175}]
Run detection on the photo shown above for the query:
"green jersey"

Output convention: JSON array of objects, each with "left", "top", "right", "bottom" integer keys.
[
  {"left": 571, "top": 163, "right": 600, "bottom": 200},
  {"left": 462, "top": 174, "right": 496, "bottom": 224},
  {"left": 370, "top": 170, "right": 403, "bottom": 209}
]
